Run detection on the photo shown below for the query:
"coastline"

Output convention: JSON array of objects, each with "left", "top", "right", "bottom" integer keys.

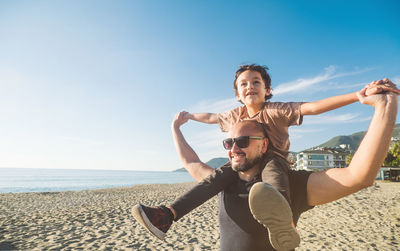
[
  {"left": 1, "top": 181, "right": 399, "bottom": 250},
  {"left": 0, "top": 168, "right": 194, "bottom": 194}
]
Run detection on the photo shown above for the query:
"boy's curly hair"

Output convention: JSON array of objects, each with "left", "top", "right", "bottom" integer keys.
[{"left": 233, "top": 64, "right": 273, "bottom": 102}]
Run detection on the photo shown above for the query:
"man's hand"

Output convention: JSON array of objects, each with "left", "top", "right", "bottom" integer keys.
[
  {"left": 357, "top": 86, "right": 398, "bottom": 109},
  {"left": 364, "top": 78, "right": 400, "bottom": 96},
  {"left": 172, "top": 111, "right": 190, "bottom": 129}
]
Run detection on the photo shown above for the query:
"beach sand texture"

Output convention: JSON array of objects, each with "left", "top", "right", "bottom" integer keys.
[{"left": 1, "top": 181, "right": 399, "bottom": 250}]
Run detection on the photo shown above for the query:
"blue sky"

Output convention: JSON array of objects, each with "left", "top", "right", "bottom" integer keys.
[{"left": 0, "top": 0, "right": 399, "bottom": 171}]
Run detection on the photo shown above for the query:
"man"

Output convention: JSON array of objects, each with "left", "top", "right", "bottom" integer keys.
[{"left": 133, "top": 83, "right": 398, "bottom": 250}]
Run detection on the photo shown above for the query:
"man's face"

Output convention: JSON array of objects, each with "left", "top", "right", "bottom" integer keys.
[{"left": 226, "top": 123, "right": 268, "bottom": 172}]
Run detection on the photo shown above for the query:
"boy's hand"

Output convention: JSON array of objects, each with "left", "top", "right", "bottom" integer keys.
[
  {"left": 182, "top": 110, "right": 193, "bottom": 120},
  {"left": 364, "top": 78, "right": 400, "bottom": 96},
  {"left": 172, "top": 111, "right": 190, "bottom": 129}
]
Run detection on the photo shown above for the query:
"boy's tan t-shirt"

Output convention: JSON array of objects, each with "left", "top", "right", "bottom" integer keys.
[{"left": 217, "top": 102, "right": 304, "bottom": 159}]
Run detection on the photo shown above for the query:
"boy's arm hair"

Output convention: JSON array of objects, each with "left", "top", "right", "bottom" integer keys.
[
  {"left": 187, "top": 112, "right": 218, "bottom": 124},
  {"left": 306, "top": 90, "right": 398, "bottom": 206},
  {"left": 172, "top": 112, "right": 214, "bottom": 182},
  {"left": 300, "top": 92, "right": 358, "bottom": 116}
]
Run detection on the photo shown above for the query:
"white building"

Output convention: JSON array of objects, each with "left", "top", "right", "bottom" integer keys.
[
  {"left": 376, "top": 167, "right": 400, "bottom": 181},
  {"left": 295, "top": 147, "right": 350, "bottom": 171}
]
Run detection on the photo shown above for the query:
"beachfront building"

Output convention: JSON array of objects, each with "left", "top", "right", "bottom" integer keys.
[
  {"left": 376, "top": 167, "right": 400, "bottom": 182},
  {"left": 295, "top": 147, "right": 350, "bottom": 171},
  {"left": 390, "top": 137, "right": 400, "bottom": 143}
]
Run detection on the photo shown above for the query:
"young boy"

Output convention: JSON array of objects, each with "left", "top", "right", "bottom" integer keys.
[{"left": 133, "top": 64, "right": 397, "bottom": 250}]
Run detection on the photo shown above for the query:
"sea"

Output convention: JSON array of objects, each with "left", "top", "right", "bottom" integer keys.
[{"left": 0, "top": 168, "right": 194, "bottom": 194}]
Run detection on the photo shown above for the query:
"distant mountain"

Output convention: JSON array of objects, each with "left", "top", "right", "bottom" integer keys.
[
  {"left": 316, "top": 131, "right": 365, "bottom": 151},
  {"left": 206, "top": 157, "right": 229, "bottom": 168},
  {"left": 173, "top": 157, "right": 229, "bottom": 172},
  {"left": 312, "top": 123, "right": 400, "bottom": 152}
]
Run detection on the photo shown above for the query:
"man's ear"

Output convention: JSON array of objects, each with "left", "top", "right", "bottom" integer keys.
[{"left": 262, "top": 138, "right": 269, "bottom": 153}]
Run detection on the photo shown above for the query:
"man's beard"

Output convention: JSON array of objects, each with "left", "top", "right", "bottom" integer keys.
[{"left": 232, "top": 154, "right": 264, "bottom": 172}]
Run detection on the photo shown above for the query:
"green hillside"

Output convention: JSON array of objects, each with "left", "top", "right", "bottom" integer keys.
[
  {"left": 392, "top": 123, "right": 400, "bottom": 138},
  {"left": 206, "top": 157, "right": 229, "bottom": 168},
  {"left": 316, "top": 123, "right": 400, "bottom": 151},
  {"left": 317, "top": 131, "right": 365, "bottom": 151}
]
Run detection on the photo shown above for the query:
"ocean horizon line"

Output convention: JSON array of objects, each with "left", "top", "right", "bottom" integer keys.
[
  {"left": 0, "top": 168, "right": 193, "bottom": 194},
  {"left": 0, "top": 167, "right": 178, "bottom": 172}
]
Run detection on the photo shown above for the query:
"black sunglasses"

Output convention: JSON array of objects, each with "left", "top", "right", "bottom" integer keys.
[{"left": 222, "top": 136, "right": 265, "bottom": 150}]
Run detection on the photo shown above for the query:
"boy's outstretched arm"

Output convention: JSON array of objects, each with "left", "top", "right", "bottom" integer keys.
[
  {"left": 300, "top": 92, "right": 358, "bottom": 116},
  {"left": 300, "top": 79, "right": 400, "bottom": 115},
  {"left": 185, "top": 111, "right": 218, "bottom": 124},
  {"left": 171, "top": 112, "right": 214, "bottom": 182}
]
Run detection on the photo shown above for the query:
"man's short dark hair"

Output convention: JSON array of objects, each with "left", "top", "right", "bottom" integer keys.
[{"left": 233, "top": 64, "right": 273, "bottom": 103}]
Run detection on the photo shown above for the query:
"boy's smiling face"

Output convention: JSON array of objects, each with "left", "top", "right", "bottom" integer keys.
[{"left": 236, "top": 70, "right": 270, "bottom": 106}]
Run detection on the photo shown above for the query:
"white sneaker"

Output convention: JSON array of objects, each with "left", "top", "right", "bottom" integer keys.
[{"left": 249, "top": 182, "right": 300, "bottom": 251}]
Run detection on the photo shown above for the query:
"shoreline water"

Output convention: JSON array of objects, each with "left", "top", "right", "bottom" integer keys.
[
  {"left": 1, "top": 181, "right": 399, "bottom": 250},
  {"left": 0, "top": 168, "right": 193, "bottom": 194}
]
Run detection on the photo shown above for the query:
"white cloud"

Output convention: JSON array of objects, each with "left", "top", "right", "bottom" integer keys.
[
  {"left": 190, "top": 98, "right": 237, "bottom": 113},
  {"left": 181, "top": 66, "right": 377, "bottom": 159},
  {"left": 330, "top": 82, "right": 368, "bottom": 90},
  {"left": 189, "top": 66, "right": 374, "bottom": 113},
  {"left": 288, "top": 133, "right": 304, "bottom": 140},
  {"left": 288, "top": 128, "right": 326, "bottom": 142},
  {"left": 273, "top": 66, "right": 373, "bottom": 95},
  {"left": 289, "top": 128, "right": 325, "bottom": 133},
  {"left": 303, "top": 113, "right": 372, "bottom": 125}
]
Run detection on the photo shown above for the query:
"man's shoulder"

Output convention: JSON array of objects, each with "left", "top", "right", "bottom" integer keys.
[{"left": 288, "top": 169, "right": 313, "bottom": 177}]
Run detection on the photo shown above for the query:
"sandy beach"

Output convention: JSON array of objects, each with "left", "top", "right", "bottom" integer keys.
[{"left": 1, "top": 181, "right": 399, "bottom": 250}]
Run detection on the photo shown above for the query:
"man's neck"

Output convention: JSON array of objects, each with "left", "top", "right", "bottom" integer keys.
[{"left": 238, "top": 164, "right": 262, "bottom": 182}]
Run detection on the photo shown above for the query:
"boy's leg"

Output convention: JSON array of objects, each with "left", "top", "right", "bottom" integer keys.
[
  {"left": 249, "top": 153, "right": 300, "bottom": 250},
  {"left": 132, "top": 204, "right": 174, "bottom": 240},
  {"left": 260, "top": 153, "right": 291, "bottom": 205},
  {"left": 132, "top": 162, "right": 236, "bottom": 240},
  {"left": 170, "top": 162, "right": 236, "bottom": 220}
]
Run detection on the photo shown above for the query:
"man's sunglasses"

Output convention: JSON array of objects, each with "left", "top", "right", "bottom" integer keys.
[{"left": 222, "top": 136, "right": 265, "bottom": 150}]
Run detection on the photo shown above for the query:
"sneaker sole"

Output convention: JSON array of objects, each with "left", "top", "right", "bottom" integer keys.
[
  {"left": 249, "top": 182, "right": 300, "bottom": 251},
  {"left": 131, "top": 204, "right": 166, "bottom": 240}
]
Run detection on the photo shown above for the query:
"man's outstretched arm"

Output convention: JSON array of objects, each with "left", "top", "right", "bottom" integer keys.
[
  {"left": 307, "top": 89, "right": 398, "bottom": 206},
  {"left": 171, "top": 111, "right": 214, "bottom": 182}
]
